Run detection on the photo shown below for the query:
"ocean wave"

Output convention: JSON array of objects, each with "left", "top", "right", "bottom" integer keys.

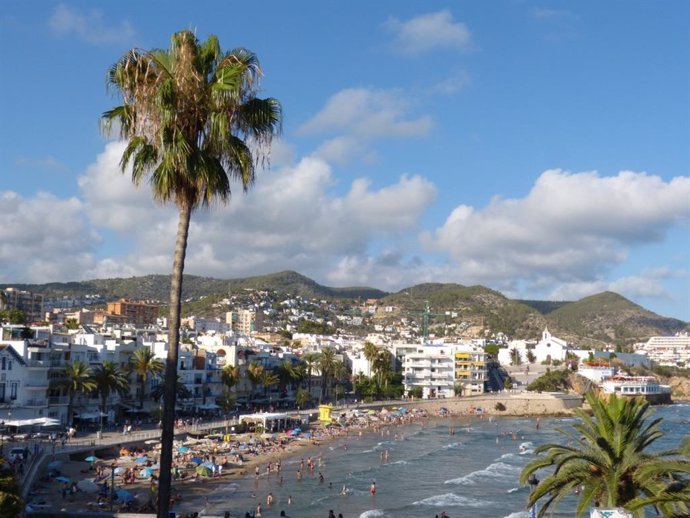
[
  {"left": 441, "top": 441, "right": 462, "bottom": 450},
  {"left": 519, "top": 448, "right": 534, "bottom": 455},
  {"left": 497, "top": 452, "right": 516, "bottom": 460},
  {"left": 519, "top": 441, "right": 534, "bottom": 450},
  {"left": 413, "top": 492, "right": 486, "bottom": 507},
  {"left": 503, "top": 512, "right": 528, "bottom": 518},
  {"left": 358, "top": 510, "right": 385, "bottom": 518},
  {"left": 506, "top": 487, "right": 520, "bottom": 493},
  {"left": 444, "top": 461, "right": 521, "bottom": 485}
]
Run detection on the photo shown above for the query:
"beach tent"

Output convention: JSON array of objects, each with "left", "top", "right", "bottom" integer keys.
[
  {"left": 195, "top": 465, "right": 212, "bottom": 477},
  {"left": 139, "top": 467, "right": 155, "bottom": 477},
  {"left": 115, "top": 489, "right": 135, "bottom": 503},
  {"left": 77, "top": 479, "right": 100, "bottom": 493}
]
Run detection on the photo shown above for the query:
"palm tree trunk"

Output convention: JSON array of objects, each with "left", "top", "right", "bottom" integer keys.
[
  {"left": 140, "top": 375, "right": 146, "bottom": 409},
  {"left": 157, "top": 203, "right": 191, "bottom": 518},
  {"left": 67, "top": 393, "right": 74, "bottom": 427},
  {"left": 101, "top": 395, "right": 107, "bottom": 432}
]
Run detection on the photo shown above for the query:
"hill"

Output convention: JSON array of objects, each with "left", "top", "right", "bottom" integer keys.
[
  {"left": 2, "top": 274, "right": 686, "bottom": 342},
  {"left": 381, "top": 283, "right": 547, "bottom": 339},
  {"left": 544, "top": 291, "right": 688, "bottom": 344}
]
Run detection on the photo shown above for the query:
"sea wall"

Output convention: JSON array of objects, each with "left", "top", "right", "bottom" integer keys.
[{"left": 361, "top": 392, "right": 583, "bottom": 417}]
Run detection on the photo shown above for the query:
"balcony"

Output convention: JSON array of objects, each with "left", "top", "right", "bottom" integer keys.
[{"left": 25, "top": 398, "right": 48, "bottom": 407}]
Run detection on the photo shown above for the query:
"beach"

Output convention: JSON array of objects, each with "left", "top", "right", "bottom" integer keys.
[{"left": 24, "top": 394, "right": 585, "bottom": 517}]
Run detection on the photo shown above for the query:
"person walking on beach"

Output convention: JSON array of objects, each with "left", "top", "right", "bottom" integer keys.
[{"left": 328, "top": 510, "right": 335, "bottom": 518}]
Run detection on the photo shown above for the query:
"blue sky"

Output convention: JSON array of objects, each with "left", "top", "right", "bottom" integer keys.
[{"left": 1, "top": 1, "right": 688, "bottom": 322}]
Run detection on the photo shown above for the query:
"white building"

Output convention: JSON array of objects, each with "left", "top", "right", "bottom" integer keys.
[
  {"left": 402, "top": 343, "right": 456, "bottom": 398},
  {"left": 634, "top": 333, "right": 690, "bottom": 367}
]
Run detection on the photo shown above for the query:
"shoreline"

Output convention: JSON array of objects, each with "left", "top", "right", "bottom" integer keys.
[{"left": 25, "top": 393, "right": 581, "bottom": 516}]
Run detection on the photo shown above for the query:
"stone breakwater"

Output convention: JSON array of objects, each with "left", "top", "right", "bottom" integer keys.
[{"left": 366, "top": 392, "right": 583, "bottom": 416}]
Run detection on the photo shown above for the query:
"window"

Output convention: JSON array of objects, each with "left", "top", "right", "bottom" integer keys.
[
  {"left": 1, "top": 357, "right": 4, "bottom": 370},
  {"left": 10, "top": 383, "right": 18, "bottom": 400}
]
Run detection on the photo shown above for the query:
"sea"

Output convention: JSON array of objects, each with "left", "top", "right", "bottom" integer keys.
[{"left": 189, "top": 403, "right": 689, "bottom": 518}]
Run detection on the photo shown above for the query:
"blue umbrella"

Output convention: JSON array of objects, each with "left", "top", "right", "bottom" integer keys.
[
  {"left": 113, "top": 467, "right": 125, "bottom": 475},
  {"left": 85, "top": 455, "right": 99, "bottom": 462},
  {"left": 134, "top": 456, "right": 149, "bottom": 464},
  {"left": 201, "top": 461, "right": 215, "bottom": 469},
  {"left": 115, "top": 489, "right": 134, "bottom": 503},
  {"left": 139, "top": 467, "right": 155, "bottom": 477},
  {"left": 190, "top": 457, "right": 203, "bottom": 465},
  {"left": 47, "top": 460, "right": 62, "bottom": 470},
  {"left": 55, "top": 476, "right": 71, "bottom": 483},
  {"left": 176, "top": 446, "right": 190, "bottom": 453}
]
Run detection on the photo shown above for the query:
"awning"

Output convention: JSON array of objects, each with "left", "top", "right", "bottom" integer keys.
[
  {"left": 75, "top": 411, "right": 108, "bottom": 420},
  {"left": 198, "top": 403, "right": 219, "bottom": 410}
]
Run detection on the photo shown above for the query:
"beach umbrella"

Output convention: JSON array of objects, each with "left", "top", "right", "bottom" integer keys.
[
  {"left": 139, "top": 467, "right": 155, "bottom": 477},
  {"left": 144, "top": 439, "right": 159, "bottom": 445},
  {"left": 190, "top": 456, "right": 203, "bottom": 465},
  {"left": 113, "top": 467, "right": 125, "bottom": 475},
  {"left": 201, "top": 461, "right": 215, "bottom": 469},
  {"left": 85, "top": 455, "right": 99, "bottom": 463},
  {"left": 47, "top": 460, "right": 62, "bottom": 470},
  {"left": 149, "top": 463, "right": 160, "bottom": 469},
  {"left": 176, "top": 446, "right": 190, "bottom": 453},
  {"left": 55, "top": 476, "right": 71, "bottom": 483},
  {"left": 115, "top": 489, "right": 135, "bottom": 503},
  {"left": 77, "top": 479, "right": 100, "bottom": 493},
  {"left": 195, "top": 465, "right": 212, "bottom": 477},
  {"left": 134, "top": 456, "right": 149, "bottom": 464}
]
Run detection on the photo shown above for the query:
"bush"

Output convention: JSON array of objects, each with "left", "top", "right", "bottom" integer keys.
[
  {"left": 526, "top": 369, "right": 571, "bottom": 393},
  {"left": 494, "top": 402, "right": 506, "bottom": 411}
]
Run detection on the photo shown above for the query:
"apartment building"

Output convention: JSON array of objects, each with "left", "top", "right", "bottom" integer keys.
[
  {"left": 226, "top": 309, "right": 263, "bottom": 335},
  {"left": 634, "top": 334, "right": 690, "bottom": 367},
  {"left": 107, "top": 299, "right": 159, "bottom": 327},
  {"left": 454, "top": 346, "right": 488, "bottom": 394},
  {"left": 1, "top": 287, "right": 44, "bottom": 323}
]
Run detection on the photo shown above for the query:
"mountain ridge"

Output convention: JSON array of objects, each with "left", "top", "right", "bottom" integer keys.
[{"left": 2, "top": 271, "right": 687, "bottom": 342}]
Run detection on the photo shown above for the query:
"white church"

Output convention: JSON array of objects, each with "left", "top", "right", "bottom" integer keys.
[{"left": 499, "top": 328, "right": 569, "bottom": 365}]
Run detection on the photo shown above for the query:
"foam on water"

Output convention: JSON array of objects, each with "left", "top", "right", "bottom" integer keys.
[
  {"left": 503, "top": 512, "right": 528, "bottom": 518},
  {"left": 444, "top": 461, "right": 521, "bottom": 485},
  {"left": 358, "top": 510, "right": 385, "bottom": 518},
  {"left": 413, "top": 492, "right": 487, "bottom": 507}
]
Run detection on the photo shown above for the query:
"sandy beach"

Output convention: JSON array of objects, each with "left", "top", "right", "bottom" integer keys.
[{"left": 25, "top": 395, "right": 581, "bottom": 516}]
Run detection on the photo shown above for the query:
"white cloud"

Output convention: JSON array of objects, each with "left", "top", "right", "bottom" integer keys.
[
  {"left": 300, "top": 88, "right": 432, "bottom": 138},
  {"left": 74, "top": 142, "right": 437, "bottom": 283},
  {"left": 384, "top": 10, "right": 472, "bottom": 56},
  {"left": 300, "top": 87, "right": 432, "bottom": 164},
  {"left": 15, "top": 155, "right": 69, "bottom": 173},
  {"left": 429, "top": 71, "right": 471, "bottom": 95},
  {"left": 48, "top": 4, "right": 135, "bottom": 45},
  {"left": 423, "top": 169, "right": 690, "bottom": 299},
  {"left": 0, "top": 191, "right": 100, "bottom": 283}
]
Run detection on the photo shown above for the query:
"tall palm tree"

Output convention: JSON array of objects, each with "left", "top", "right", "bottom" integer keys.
[
  {"left": 221, "top": 364, "right": 240, "bottom": 391},
  {"left": 246, "top": 362, "right": 265, "bottom": 403},
  {"left": 277, "top": 360, "right": 301, "bottom": 394},
  {"left": 300, "top": 352, "right": 320, "bottom": 400},
  {"left": 103, "top": 30, "right": 281, "bottom": 518},
  {"left": 260, "top": 370, "right": 279, "bottom": 399},
  {"left": 57, "top": 360, "right": 96, "bottom": 427},
  {"left": 129, "top": 348, "right": 164, "bottom": 409},
  {"left": 91, "top": 361, "right": 129, "bottom": 432},
  {"left": 318, "top": 347, "right": 338, "bottom": 401},
  {"left": 520, "top": 393, "right": 690, "bottom": 517},
  {"left": 363, "top": 341, "right": 379, "bottom": 377}
]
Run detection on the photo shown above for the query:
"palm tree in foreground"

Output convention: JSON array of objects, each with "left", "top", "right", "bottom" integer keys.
[
  {"left": 103, "top": 30, "right": 281, "bottom": 518},
  {"left": 58, "top": 360, "right": 96, "bottom": 427},
  {"left": 129, "top": 347, "right": 164, "bottom": 409},
  {"left": 520, "top": 393, "right": 690, "bottom": 518}
]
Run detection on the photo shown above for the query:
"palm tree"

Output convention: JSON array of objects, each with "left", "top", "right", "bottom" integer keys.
[
  {"left": 91, "top": 361, "right": 129, "bottom": 432},
  {"left": 103, "top": 30, "right": 281, "bottom": 518},
  {"left": 520, "top": 393, "right": 690, "bottom": 517},
  {"left": 277, "top": 360, "right": 301, "bottom": 394},
  {"left": 260, "top": 370, "right": 279, "bottom": 401},
  {"left": 151, "top": 375, "right": 193, "bottom": 403},
  {"left": 372, "top": 349, "right": 391, "bottom": 390},
  {"left": 221, "top": 364, "right": 240, "bottom": 391},
  {"left": 57, "top": 360, "right": 96, "bottom": 427},
  {"left": 129, "top": 348, "right": 164, "bottom": 409},
  {"left": 246, "top": 362, "right": 265, "bottom": 403},
  {"left": 301, "top": 352, "right": 320, "bottom": 399},
  {"left": 318, "top": 347, "right": 338, "bottom": 401},
  {"left": 0, "top": 470, "right": 22, "bottom": 518},
  {"left": 363, "top": 341, "right": 379, "bottom": 377}
]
